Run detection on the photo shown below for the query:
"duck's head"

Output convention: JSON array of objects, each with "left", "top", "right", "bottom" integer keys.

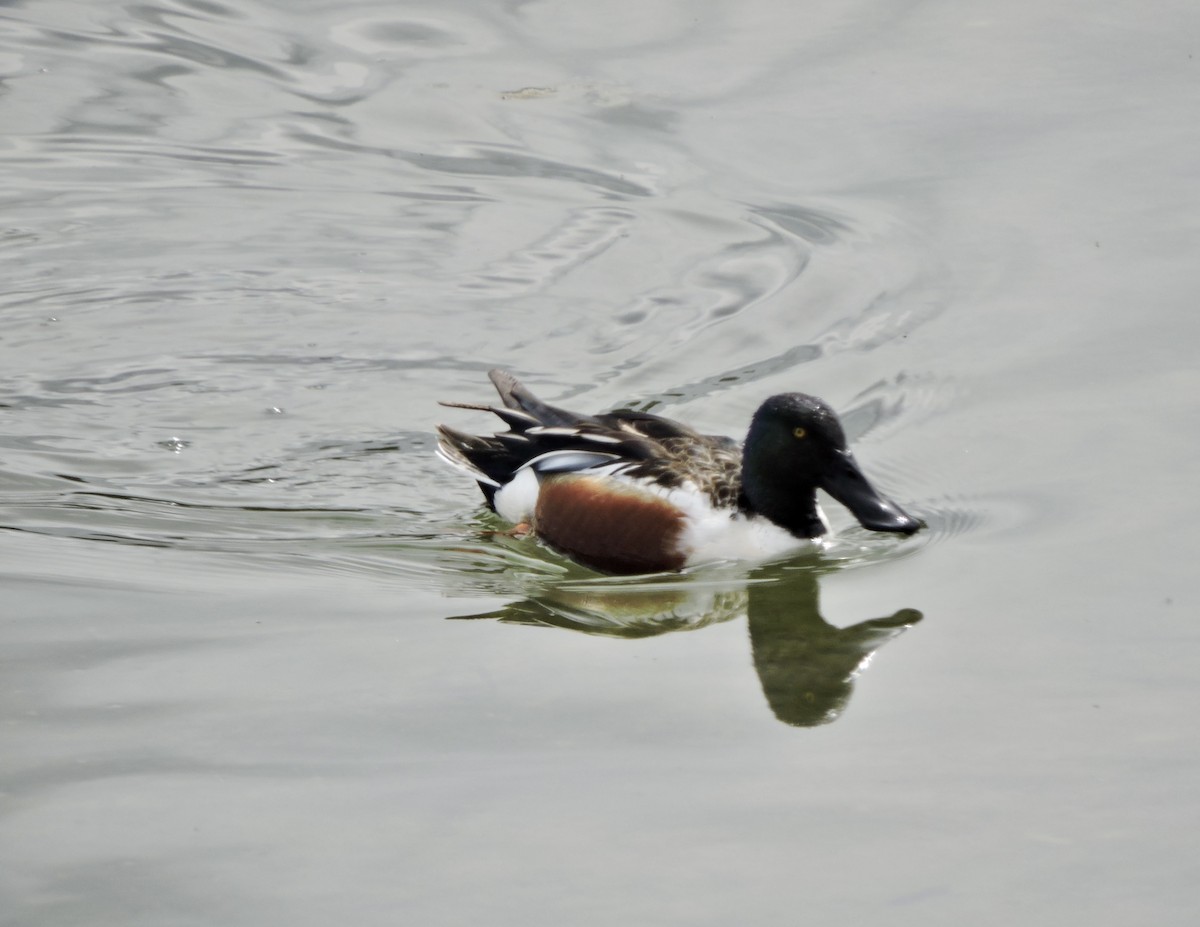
[{"left": 741, "top": 393, "right": 922, "bottom": 539}]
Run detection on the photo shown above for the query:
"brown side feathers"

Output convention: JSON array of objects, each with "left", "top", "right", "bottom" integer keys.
[{"left": 533, "top": 475, "right": 688, "bottom": 575}]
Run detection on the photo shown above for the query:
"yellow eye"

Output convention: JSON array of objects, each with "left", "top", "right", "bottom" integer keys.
[{"left": 793, "top": 426, "right": 807, "bottom": 439}]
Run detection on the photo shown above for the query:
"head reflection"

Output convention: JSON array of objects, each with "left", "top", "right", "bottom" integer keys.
[{"left": 744, "top": 567, "right": 921, "bottom": 725}]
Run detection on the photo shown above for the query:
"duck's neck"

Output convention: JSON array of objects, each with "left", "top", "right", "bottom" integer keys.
[{"left": 740, "top": 471, "right": 826, "bottom": 539}]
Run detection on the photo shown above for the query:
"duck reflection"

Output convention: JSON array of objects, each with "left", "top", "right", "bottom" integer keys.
[
  {"left": 745, "top": 568, "right": 921, "bottom": 726},
  {"left": 451, "top": 563, "right": 921, "bottom": 727}
]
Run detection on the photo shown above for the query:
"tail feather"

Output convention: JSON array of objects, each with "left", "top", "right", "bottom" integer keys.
[
  {"left": 487, "top": 369, "right": 596, "bottom": 427},
  {"left": 439, "top": 399, "right": 540, "bottom": 433},
  {"left": 435, "top": 426, "right": 500, "bottom": 485}
]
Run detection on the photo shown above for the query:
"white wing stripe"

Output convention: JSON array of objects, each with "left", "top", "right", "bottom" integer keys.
[{"left": 522, "top": 450, "right": 621, "bottom": 474}]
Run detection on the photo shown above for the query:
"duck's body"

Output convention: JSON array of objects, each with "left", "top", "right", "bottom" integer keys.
[{"left": 436, "top": 370, "right": 920, "bottom": 574}]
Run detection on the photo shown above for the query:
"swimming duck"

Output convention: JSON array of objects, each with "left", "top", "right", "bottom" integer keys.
[{"left": 436, "top": 370, "right": 920, "bottom": 574}]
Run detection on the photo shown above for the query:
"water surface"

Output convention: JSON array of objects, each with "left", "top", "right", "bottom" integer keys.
[{"left": 2, "top": 1, "right": 1197, "bottom": 924}]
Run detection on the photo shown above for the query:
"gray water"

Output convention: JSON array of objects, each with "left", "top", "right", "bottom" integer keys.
[{"left": 2, "top": 1, "right": 1198, "bottom": 924}]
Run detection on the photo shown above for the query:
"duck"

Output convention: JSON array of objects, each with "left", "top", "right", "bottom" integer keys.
[{"left": 436, "top": 369, "right": 921, "bottom": 575}]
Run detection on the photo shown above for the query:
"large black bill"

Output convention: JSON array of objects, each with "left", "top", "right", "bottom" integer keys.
[{"left": 821, "top": 451, "right": 922, "bottom": 535}]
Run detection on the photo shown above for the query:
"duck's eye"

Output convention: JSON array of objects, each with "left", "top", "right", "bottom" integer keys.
[{"left": 792, "top": 426, "right": 807, "bottom": 439}]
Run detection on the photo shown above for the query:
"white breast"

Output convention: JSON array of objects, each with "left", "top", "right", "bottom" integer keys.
[
  {"left": 492, "top": 467, "right": 541, "bottom": 525},
  {"left": 676, "top": 503, "right": 822, "bottom": 567},
  {"left": 656, "top": 482, "right": 826, "bottom": 568}
]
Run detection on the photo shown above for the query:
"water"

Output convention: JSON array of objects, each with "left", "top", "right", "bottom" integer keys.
[{"left": 2, "top": 1, "right": 1198, "bottom": 923}]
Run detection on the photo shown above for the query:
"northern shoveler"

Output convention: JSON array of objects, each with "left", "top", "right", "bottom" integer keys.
[{"left": 436, "top": 369, "right": 921, "bottom": 574}]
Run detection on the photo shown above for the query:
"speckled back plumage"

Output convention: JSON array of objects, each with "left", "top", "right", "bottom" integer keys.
[{"left": 612, "top": 429, "right": 744, "bottom": 509}]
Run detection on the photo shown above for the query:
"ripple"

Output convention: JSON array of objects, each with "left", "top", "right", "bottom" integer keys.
[
  {"left": 460, "top": 206, "right": 638, "bottom": 296},
  {"left": 586, "top": 200, "right": 943, "bottom": 406},
  {"left": 841, "top": 372, "right": 958, "bottom": 443},
  {"left": 400, "top": 145, "right": 657, "bottom": 198},
  {"left": 330, "top": 12, "right": 499, "bottom": 58},
  {"left": 752, "top": 203, "right": 853, "bottom": 247}
]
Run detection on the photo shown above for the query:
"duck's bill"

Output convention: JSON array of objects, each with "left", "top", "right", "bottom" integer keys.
[{"left": 822, "top": 451, "right": 922, "bottom": 535}]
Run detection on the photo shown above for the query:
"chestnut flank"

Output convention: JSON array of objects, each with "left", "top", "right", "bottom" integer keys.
[{"left": 534, "top": 475, "right": 688, "bottom": 574}]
